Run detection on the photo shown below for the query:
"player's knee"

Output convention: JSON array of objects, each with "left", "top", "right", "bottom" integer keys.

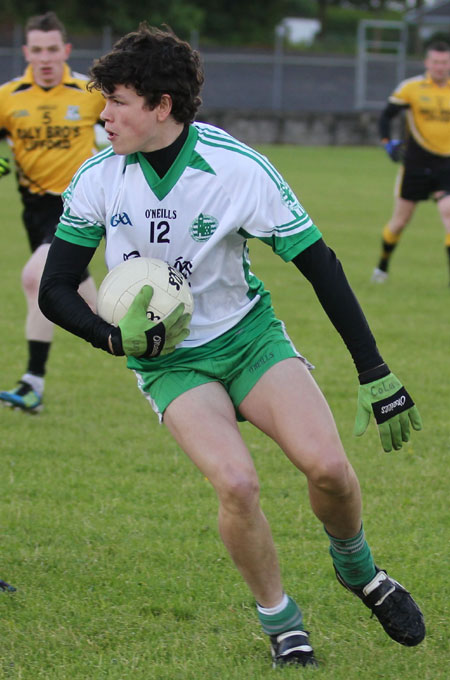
[
  {"left": 434, "top": 190, "right": 450, "bottom": 203},
  {"left": 218, "top": 468, "right": 260, "bottom": 512},
  {"left": 21, "top": 261, "right": 42, "bottom": 296},
  {"left": 308, "top": 454, "right": 351, "bottom": 495}
]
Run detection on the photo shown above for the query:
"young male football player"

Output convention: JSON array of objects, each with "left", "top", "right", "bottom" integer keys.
[
  {"left": 373, "top": 41, "right": 450, "bottom": 284},
  {"left": 0, "top": 11, "right": 105, "bottom": 412},
  {"left": 39, "top": 24, "right": 425, "bottom": 667}
]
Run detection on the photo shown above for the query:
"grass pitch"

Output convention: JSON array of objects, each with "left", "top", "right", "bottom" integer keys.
[{"left": 0, "top": 144, "right": 448, "bottom": 679}]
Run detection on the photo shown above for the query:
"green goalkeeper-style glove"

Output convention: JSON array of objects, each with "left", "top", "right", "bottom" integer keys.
[
  {"left": 117, "top": 285, "right": 191, "bottom": 358},
  {"left": 354, "top": 370, "right": 422, "bottom": 452},
  {"left": 0, "top": 157, "right": 11, "bottom": 178}
]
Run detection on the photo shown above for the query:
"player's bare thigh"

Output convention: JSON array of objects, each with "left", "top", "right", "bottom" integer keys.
[
  {"left": 22, "top": 243, "right": 50, "bottom": 289},
  {"left": 22, "top": 243, "right": 96, "bottom": 309},
  {"left": 164, "top": 381, "right": 258, "bottom": 495},
  {"left": 238, "top": 358, "right": 347, "bottom": 476}
]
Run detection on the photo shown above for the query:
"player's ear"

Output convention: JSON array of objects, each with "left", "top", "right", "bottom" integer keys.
[
  {"left": 157, "top": 94, "right": 173, "bottom": 121},
  {"left": 64, "top": 42, "right": 72, "bottom": 60},
  {"left": 22, "top": 45, "right": 30, "bottom": 62}
]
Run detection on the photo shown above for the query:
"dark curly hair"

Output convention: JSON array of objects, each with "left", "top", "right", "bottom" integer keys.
[{"left": 88, "top": 23, "right": 204, "bottom": 124}]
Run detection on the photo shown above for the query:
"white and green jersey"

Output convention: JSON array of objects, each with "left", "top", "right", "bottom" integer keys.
[{"left": 56, "top": 122, "right": 321, "bottom": 347}]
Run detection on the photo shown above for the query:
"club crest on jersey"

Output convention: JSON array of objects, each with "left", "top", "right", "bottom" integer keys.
[
  {"left": 279, "top": 180, "right": 303, "bottom": 213},
  {"left": 12, "top": 109, "right": 29, "bottom": 118},
  {"left": 190, "top": 213, "right": 218, "bottom": 242},
  {"left": 65, "top": 105, "right": 81, "bottom": 121}
]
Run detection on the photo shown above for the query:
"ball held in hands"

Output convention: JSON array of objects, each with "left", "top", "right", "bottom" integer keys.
[{"left": 118, "top": 285, "right": 190, "bottom": 358}]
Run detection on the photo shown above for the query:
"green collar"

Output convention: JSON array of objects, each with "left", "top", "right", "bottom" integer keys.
[{"left": 125, "top": 125, "right": 215, "bottom": 200}]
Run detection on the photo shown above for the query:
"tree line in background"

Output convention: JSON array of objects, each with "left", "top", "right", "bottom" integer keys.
[{"left": 0, "top": 0, "right": 436, "bottom": 50}]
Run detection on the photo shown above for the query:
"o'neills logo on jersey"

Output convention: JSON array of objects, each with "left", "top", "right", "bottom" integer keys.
[
  {"left": 279, "top": 180, "right": 303, "bottom": 214},
  {"left": 190, "top": 213, "right": 218, "bottom": 242}
]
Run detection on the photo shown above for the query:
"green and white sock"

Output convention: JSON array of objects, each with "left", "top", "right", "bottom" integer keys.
[
  {"left": 326, "top": 524, "right": 376, "bottom": 588},
  {"left": 256, "top": 594, "right": 303, "bottom": 636}
]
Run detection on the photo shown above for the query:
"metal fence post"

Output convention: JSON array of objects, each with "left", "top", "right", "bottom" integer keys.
[
  {"left": 272, "top": 23, "right": 285, "bottom": 111},
  {"left": 354, "top": 19, "right": 406, "bottom": 110}
]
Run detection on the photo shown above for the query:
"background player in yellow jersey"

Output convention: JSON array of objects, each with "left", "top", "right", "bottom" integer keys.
[
  {"left": 0, "top": 11, "right": 105, "bottom": 412},
  {"left": 372, "top": 41, "right": 450, "bottom": 284}
]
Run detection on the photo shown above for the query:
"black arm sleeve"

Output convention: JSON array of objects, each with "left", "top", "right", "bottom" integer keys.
[
  {"left": 292, "top": 239, "right": 388, "bottom": 379},
  {"left": 378, "top": 101, "right": 407, "bottom": 140},
  {"left": 39, "top": 236, "right": 121, "bottom": 354}
]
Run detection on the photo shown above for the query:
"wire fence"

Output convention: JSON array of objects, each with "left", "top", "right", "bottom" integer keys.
[{"left": 0, "top": 27, "right": 423, "bottom": 114}]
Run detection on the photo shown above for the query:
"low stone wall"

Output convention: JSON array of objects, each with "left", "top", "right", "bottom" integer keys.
[{"left": 200, "top": 110, "right": 384, "bottom": 146}]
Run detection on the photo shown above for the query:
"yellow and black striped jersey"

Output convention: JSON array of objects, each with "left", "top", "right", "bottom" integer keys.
[
  {"left": 389, "top": 72, "right": 450, "bottom": 156},
  {"left": 0, "top": 63, "right": 105, "bottom": 194}
]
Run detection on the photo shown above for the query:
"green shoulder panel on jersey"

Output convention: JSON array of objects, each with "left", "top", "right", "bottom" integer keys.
[{"left": 240, "top": 224, "right": 322, "bottom": 262}]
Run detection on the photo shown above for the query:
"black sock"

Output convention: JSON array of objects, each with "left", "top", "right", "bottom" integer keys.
[
  {"left": 378, "top": 241, "right": 398, "bottom": 272},
  {"left": 27, "top": 341, "right": 51, "bottom": 377},
  {"left": 378, "top": 225, "right": 401, "bottom": 272}
]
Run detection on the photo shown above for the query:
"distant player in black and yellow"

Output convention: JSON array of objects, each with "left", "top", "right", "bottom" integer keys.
[
  {"left": 372, "top": 41, "right": 450, "bottom": 284},
  {"left": 0, "top": 12, "right": 105, "bottom": 412}
]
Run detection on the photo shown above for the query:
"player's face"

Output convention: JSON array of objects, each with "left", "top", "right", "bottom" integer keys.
[
  {"left": 100, "top": 85, "right": 174, "bottom": 155},
  {"left": 425, "top": 50, "right": 450, "bottom": 85},
  {"left": 23, "top": 30, "right": 71, "bottom": 88}
]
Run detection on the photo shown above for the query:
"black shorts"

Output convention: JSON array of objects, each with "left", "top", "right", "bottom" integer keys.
[
  {"left": 400, "top": 140, "right": 450, "bottom": 201},
  {"left": 19, "top": 186, "right": 90, "bottom": 282},
  {"left": 398, "top": 163, "right": 450, "bottom": 201},
  {"left": 20, "top": 187, "right": 63, "bottom": 253}
]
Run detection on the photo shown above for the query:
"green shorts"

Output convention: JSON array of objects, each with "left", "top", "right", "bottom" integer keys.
[{"left": 131, "top": 302, "right": 312, "bottom": 422}]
